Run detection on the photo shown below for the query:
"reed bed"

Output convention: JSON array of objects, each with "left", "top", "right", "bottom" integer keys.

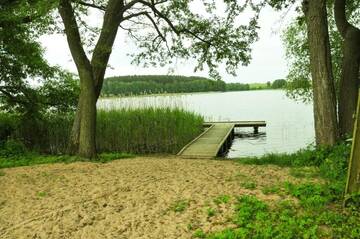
[
  {"left": 97, "top": 108, "right": 203, "bottom": 153},
  {"left": 0, "top": 106, "right": 204, "bottom": 155}
]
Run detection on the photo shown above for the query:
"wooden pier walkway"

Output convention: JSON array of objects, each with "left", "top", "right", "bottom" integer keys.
[{"left": 178, "top": 121, "right": 266, "bottom": 158}]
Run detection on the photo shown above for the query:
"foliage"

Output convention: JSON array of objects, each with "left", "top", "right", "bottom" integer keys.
[
  {"left": 282, "top": 1, "right": 360, "bottom": 102},
  {"left": 237, "top": 142, "right": 350, "bottom": 179},
  {"left": 0, "top": 107, "right": 203, "bottom": 154},
  {"left": 238, "top": 142, "right": 351, "bottom": 201},
  {"left": 194, "top": 146, "right": 359, "bottom": 239},
  {"left": 0, "top": 139, "right": 27, "bottom": 157},
  {"left": 102, "top": 75, "right": 283, "bottom": 96},
  {"left": 118, "top": 1, "right": 264, "bottom": 79},
  {"left": 225, "top": 83, "right": 250, "bottom": 91},
  {"left": 199, "top": 194, "right": 360, "bottom": 239},
  {"left": 102, "top": 75, "right": 227, "bottom": 96},
  {"left": 0, "top": 0, "right": 62, "bottom": 114},
  {"left": 271, "top": 79, "right": 287, "bottom": 89}
]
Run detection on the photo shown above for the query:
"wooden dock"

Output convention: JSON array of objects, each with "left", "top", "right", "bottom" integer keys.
[{"left": 178, "top": 121, "right": 266, "bottom": 158}]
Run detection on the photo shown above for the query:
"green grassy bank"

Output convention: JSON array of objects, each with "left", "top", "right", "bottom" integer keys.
[{"left": 191, "top": 143, "right": 360, "bottom": 239}]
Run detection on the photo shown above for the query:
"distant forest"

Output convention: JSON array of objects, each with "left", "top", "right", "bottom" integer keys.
[{"left": 101, "top": 75, "right": 286, "bottom": 96}]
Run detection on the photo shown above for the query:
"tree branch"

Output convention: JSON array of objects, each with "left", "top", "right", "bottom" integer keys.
[
  {"left": 76, "top": 0, "right": 106, "bottom": 11},
  {"left": 334, "top": 0, "right": 351, "bottom": 38},
  {"left": 122, "top": 11, "right": 148, "bottom": 22},
  {"left": 58, "top": 0, "right": 92, "bottom": 73},
  {"left": 91, "top": 0, "right": 125, "bottom": 96}
]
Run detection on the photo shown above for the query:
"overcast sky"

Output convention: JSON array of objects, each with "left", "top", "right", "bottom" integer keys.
[{"left": 40, "top": 4, "right": 297, "bottom": 83}]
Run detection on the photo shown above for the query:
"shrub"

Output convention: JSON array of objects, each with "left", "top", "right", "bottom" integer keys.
[{"left": 0, "top": 139, "right": 27, "bottom": 157}]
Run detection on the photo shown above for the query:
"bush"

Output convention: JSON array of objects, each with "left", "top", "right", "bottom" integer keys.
[
  {"left": 0, "top": 139, "right": 27, "bottom": 157},
  {"left": 0, "top": 113, "right": 19, "bottom": 143}
]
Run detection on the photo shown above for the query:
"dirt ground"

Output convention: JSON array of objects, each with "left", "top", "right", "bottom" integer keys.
[{"left": 0, "top": 156, "right": 308, "bottom": 239}]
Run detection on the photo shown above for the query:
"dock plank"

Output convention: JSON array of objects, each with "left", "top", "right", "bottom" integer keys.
[{"left": 178, "top": 123, "right": 235, "bottom": 158}]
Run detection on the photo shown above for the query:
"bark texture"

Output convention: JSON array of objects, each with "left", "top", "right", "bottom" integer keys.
[
  {"left": 59, "top": 0, "right": 124, "bottom": 158},
  {"left": 334, "top": 0, "right": 360, "bottom": 137},
  {"left": 303, "top": 0, "right": 339, "bottom": 146}
]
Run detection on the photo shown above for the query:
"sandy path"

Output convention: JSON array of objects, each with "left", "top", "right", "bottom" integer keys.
[{"left": 0, "top": 157, "right": 305, "bottom": 239}]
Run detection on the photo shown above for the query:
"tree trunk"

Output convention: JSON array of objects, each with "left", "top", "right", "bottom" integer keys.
[
  {"left": 303, "top": 0, "right": 339, "bottom": 146},
  {"left": 334, "top": 0, "right": 360, "bottom": 137},
  {"left": 67, "top": 97, "right": 81, "bottom": 154},
  {"left": 78, "top": 71, "right": 97, "bottom": 158},
  {"left": 66, "top": 0, "right": 124, "bottom": 156},
  {"left": 59, "top": 0, "right": 98, "bottom": 158}
]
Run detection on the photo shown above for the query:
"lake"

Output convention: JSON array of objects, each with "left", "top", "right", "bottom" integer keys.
[{"left": 98, "top": 90, "right": 315, "bottom": 158}]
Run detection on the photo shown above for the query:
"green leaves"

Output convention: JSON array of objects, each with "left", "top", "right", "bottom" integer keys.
[{"left": 125, "top": 0, "right": 263, "bottom": 79}]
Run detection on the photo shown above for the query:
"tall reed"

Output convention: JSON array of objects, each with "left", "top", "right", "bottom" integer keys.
[
  {"left": 0, "top": 107, "right": 203, "bottom": 154},
  {"left": 97, "top": 108, "right": 203, "bottom": 153}
]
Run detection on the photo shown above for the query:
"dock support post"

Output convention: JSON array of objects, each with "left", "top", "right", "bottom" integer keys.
[{"left": 254, "top": 126, "right": 259, "bottom": 134}]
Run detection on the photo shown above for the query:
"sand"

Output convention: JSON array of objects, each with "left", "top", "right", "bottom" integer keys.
[{"left": 0, "top": 156, "right": 309, "bottom": 239}]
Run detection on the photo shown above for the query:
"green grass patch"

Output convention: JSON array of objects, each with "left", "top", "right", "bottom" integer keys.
[
  {"left": 36, "top": 191, "right": 48, "bottom": 198},
  {"left": 261, "top": 185, "right": 281, "bottom": 195},
  {"left": 241, "top": 181, "right": 257, "bottom": 190},
  {"left": 189, "top": 142, "right": 359, "bottom": 238},
  {"left": 213, "top": 195, "right": 230, "bottom": 205},
  {"left": 193, "top": 229, "right": 206, "bottom": 238},
  {"left": 196, "top": 195, "right": 360, "bottom": 239},
  {"left": 237, "top": 142, "right": 350, "bottom": 182},
  {"left": 0, "top": 152, "right": 134, "bottom": 169},
  {"left": 170, "top": 199, "right": 189, "bottom": 213},
  {"left": 289, "top": 167, "right": 320, "bottom": 178},
  {"left": 206, "top": 207, "right": 216, "bottom": 217}
]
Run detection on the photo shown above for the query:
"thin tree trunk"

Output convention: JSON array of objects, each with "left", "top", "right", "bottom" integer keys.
[
  {"left": 67, "top": 97, "right": 81, "bottom": 154},
  {"left": 334, "top": 0, "right": 360, "bottom": 137},
  {"left": 345, "top": 90, "right": 360, "bottom": 197},
  {"left": 303, "top": 0, "right": 339, "bottom": 146}
]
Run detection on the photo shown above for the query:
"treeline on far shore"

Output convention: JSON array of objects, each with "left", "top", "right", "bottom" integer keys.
[{"left": 101, "top": 75, "right": 286, "bottom": 96}]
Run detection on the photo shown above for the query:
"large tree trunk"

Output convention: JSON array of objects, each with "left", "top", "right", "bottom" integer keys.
[
  {"left": 303, "top": 0, "right": 339, "bottom": 146},
  {"left": 78, "top": 72, "right": 97, "bottom": 158},
  {"left": 60, "top": 0, "right": 124, "bottom": 157},
  {"left": 334, "top": 0, "right": 360, "bottom": 137},
  {"left": 59, "top": 0, "right": 98, "bottom": 158}
]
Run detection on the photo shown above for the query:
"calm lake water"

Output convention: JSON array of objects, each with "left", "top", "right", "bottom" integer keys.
[{"left": 98, "top": 90, "right": 315, "bottom": 158}]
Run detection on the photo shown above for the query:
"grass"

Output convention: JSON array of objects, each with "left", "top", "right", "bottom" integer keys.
[
  {"left": 170, "top": 199, "right": 189, "bottom": 213},
  {"left": 206, "top": 207, "right": 216, "bottom": 217},
  {"left": 213, "top": 195, "right": 230, "bottom": 205},
  {"left": 0, "top": 152, "right": 134, "bottom": 169},
  {"left": 36, "top": 191, "right": 48, "bottom": 198},
  {"left": 190, "top": 142, "right": 360, "bottom": 238},
  {"left": 241, "top": 181, "right": 257, "bottom": 190},
  {"left": 261, "top": 185, "right": 281, "bottom": 195}
]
